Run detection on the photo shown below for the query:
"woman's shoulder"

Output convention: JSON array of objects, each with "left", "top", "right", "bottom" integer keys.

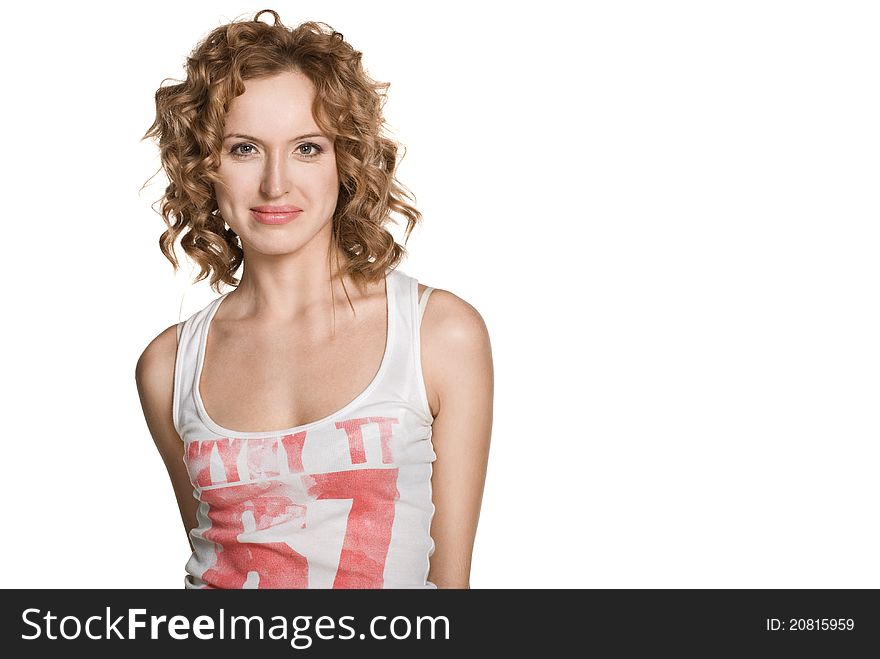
[
  {"left": 135, "top": 322, "right": 181, "bottom": 401},
  {"left": 416, "top": 282, "right": 493, "bottom": 420},
  {"left": 135, "top": 321, "right": 187, "bottom": 449},
  {"left": 417, "top": 283, "right": 491, "bottom": 355}
]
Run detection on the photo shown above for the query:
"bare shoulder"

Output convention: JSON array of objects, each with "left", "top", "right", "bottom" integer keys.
[
  {"left": 135, "top": 323, "right": 180, "bottom": 393},
  {"left": 418, "top": 285, "right": 491, "bottom": 349},
  {"left": 135, "top": 323, "right": 182, "bottom": 445},
  {"left": 418, "top": 284, "right": 493, "bottom": 417}
]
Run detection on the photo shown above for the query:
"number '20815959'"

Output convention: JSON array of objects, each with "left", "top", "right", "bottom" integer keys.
[{"left": 766, "top": 618, "right": 855, "bottom": 631}]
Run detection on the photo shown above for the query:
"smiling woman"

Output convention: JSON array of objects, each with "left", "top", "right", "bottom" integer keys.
[
  {"left": 134, "top": 9, "right": 493, "bottom": 590},
  {"left": 213, "top": 72, "right": 341, "bottom": 258}
]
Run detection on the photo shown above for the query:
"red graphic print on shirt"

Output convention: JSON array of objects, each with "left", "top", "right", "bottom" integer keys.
[
  {"left": 184, "top": 417, "right": 401, "bottom": 589},
  {"left": 201, "top": 481, "right": 309, "bottom": 588},
  {"left": 336, "top": 416, "right": 398, "bottom": 464}
]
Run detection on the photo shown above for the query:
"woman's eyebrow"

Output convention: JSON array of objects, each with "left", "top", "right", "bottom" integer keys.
[{"left": 222, "top": 132, "right": 328, "bottom": 142}]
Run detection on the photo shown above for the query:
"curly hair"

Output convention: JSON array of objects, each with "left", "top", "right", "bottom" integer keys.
[{"left": 142, "top": 8, "right": 421, "bottom": 294}]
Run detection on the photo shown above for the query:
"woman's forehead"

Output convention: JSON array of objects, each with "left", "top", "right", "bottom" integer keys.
[{"left": 224, "top": 73, "right": 319, "bottom": 135}]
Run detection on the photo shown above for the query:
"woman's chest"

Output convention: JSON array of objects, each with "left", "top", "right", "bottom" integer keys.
[{"left": 199, "top": 316, "right": 388, "bottom": 433}]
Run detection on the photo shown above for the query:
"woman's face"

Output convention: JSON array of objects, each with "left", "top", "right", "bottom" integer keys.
[{"left": 214, "top": 71, "right": 339, "bottom": 258}]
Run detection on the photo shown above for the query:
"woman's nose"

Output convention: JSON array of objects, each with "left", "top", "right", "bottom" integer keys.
[{"left": 260, "top": 152, "right": 290, "bottom": 198}]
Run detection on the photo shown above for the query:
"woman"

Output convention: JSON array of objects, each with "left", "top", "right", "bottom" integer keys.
[{"left": 135, "top": 9, "right": 493, "bottom": 589}]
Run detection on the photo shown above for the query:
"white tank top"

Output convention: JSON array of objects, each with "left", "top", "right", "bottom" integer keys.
[{"left": 172, "top": 267, "right": 437, "bottom": 589}]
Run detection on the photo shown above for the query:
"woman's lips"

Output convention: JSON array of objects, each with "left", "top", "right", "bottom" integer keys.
[{"left": 250, "top": 209, "right": 303, "bottom": 225}]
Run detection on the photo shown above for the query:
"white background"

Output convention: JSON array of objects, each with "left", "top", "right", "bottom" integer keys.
[{"left": 0, "top": 0, "right": 877, "bottom": 588}]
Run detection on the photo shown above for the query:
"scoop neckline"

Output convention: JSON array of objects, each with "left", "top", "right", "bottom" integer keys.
[{"left": 192, "top": 270, "right": 397, "bottom": 438}]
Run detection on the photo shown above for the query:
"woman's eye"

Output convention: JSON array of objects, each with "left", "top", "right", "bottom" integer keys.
[
  {"left": 298, "top": 143, "right": 322, "bottom": 158},
  {"left": 230, "top": 143, "right": 255, "bottom": 157}
]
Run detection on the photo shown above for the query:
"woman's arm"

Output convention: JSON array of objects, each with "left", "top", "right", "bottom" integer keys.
[
  {"left": 419, "top": 288, "right": 494, "bottom": 589},
  {"left": 135, "top": 324, "right": 200, "bottom": 554}
]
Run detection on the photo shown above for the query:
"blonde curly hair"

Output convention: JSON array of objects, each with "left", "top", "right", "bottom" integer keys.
[{"left": 142, "top": 9, "right": 421, "bottom": 294}]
